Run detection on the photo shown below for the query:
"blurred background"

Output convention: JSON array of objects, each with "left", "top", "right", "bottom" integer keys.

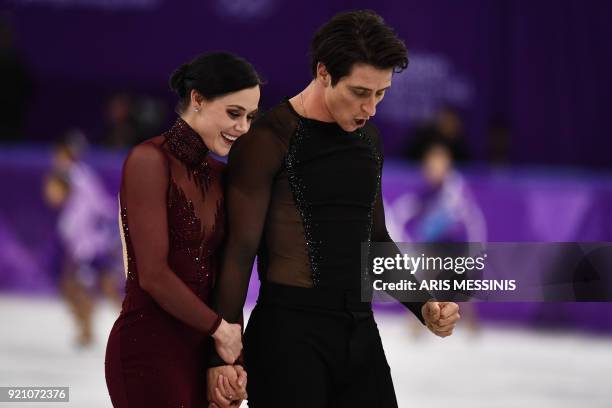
[{"left": 0, "top": 0, "right": 611, "bottom": 407}]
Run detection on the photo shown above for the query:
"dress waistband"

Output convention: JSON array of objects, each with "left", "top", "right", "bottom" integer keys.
[{"left": 257, "top": 281, "right": 372, "bottom": 312}]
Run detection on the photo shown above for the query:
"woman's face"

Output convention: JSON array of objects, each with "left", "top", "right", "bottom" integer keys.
[{"left": 189, "top": 86, "right": 260, "bottom": 157}]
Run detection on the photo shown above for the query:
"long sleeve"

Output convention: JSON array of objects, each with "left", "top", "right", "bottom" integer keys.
[
  {"left": 370, "top": 129, "right": 430, "bottom": 324},
  {"left": 122, "top": 142, "right": 222, "bottom": 336},
  {"left": 371, "top": 187, "right": 429, "bottom": 324},
  {"left": 209, "top": 123, "right": 286, "bottom": 366}
]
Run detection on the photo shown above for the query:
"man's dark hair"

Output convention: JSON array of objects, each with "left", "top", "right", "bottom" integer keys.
[{"left": 310, "top": 10, "right": 408, "bottom": 86}]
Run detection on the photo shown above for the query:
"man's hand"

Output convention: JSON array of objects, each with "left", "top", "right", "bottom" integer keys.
[
  {"left": 422, "top": 301, "right": 460, "bottom": 338},
  {"left": 207, "top": 365, "right": 247, "bottom": 407}
]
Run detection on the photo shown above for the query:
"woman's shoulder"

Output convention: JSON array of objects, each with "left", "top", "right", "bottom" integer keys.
[{"left": 123, "top": 135, "right": 169, "bottom": 176}]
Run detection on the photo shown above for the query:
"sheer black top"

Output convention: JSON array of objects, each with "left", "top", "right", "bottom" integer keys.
[{"left": 213, "top": 100, "right": 425, "bottom": 328}]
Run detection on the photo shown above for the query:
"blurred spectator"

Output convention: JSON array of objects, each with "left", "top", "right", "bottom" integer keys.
[
  {"left": 407, "top": 140, "right": 485, "bottom": 242},
  {"left": 101, "top": 92, "right": 167, "bottom": 148},
  {"left": 0, "top": 15, "right": 32, "bottom": 143},
  {"left": 101, "top": 93, "right": 141, "bottom": 148},
  {"left": 404, "top": 105, "right": 471, "bottom": 163},
  {"left": 406, "top": 141, "right": 485, "bottom": 335},
  {"left": 487, "top": 114, "right": 511, "bottom": 165},
  {"left": 43, "top": 132, "right": 123, "bottom": 346}
]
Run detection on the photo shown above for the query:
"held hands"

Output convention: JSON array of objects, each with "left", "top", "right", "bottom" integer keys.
[
  {"left": 212, "top": 319, "right": 243, "bottom": 364},
  {"left": 421, "top": 301, "right": 461, "bottom": 338},
  {"left": 207, "top": 365, "right": 248, "bottom": 407}
]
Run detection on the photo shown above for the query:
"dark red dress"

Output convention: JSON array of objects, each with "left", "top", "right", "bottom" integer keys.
[{"left": 105, "top": 118, "right": 224, "bottom": 407}]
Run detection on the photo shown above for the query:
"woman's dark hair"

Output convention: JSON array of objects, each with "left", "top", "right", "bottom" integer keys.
[
  {"left": 169, "top": 52, "right": 261, "bottom": 113},
  {"left": 310, "top": 10, "right": 408, "bottom": 86}
]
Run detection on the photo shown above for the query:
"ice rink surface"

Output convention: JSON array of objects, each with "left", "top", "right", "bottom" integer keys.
[{"left": 1, "top": 295, "right": 611, "bottom": 408}]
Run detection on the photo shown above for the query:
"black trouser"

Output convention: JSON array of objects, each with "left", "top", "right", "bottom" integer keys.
[{"left": 244, "top": 282, "right": 398, "bottom": 408}]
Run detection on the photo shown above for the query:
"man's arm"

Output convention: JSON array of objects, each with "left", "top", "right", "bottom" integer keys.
[
  {"left": 209, "top": 122, "right": 285, "bottom": 366},
  {"left": 369, "top": 125, "right": 460, "bottom": 334},
  {"left": 371, "top": 186, "right": 430, "bottom": 323}
]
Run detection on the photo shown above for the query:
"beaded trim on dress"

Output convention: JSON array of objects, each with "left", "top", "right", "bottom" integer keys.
[{"left": 164, "top": 117, "right": 211, "bottom": 191}]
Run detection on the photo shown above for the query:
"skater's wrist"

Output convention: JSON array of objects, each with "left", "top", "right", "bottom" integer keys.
[{"left": 212, "top": 319, "right": 229, "bottom": 341}]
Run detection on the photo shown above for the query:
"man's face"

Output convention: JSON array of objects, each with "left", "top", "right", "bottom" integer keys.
[{"left": 323, "top": 63, "right": 392, "bottom": 132}]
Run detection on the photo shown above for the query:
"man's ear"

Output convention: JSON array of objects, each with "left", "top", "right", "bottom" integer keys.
[{"left": 316, "top": 62, "right": 332, "bottom": 88}]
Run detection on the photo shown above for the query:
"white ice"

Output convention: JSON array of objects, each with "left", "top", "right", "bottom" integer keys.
[{"left": 0, "top": 295, "right": 611, "bottom": 408}]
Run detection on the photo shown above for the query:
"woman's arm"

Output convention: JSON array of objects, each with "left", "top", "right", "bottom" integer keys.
[{"left": 122, "top": 143, "right": 241, "bottom": 362}]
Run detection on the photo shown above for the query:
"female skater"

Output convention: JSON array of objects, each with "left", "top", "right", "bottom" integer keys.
[{"left": 105, "top": 52, "right": 260, "bottom": 407}]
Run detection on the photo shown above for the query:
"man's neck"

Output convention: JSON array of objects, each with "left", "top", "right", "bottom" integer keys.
[{"left": 289, "top": 81, "right": 335, "bottom": 123}]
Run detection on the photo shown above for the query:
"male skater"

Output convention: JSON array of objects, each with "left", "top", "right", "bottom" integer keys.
[{"left": 208, "top": 10, "right": 460, "bottom": 407}]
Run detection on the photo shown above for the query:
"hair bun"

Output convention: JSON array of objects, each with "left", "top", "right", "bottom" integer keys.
[
  {"left": 169, "top": 63, "right": 191, "bottom": 97},
  {"left": 170, "top": 52, "right": 261, "bottom": 114}
]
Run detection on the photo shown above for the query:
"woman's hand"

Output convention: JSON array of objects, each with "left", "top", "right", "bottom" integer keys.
[
  {"left": 212, "top": 319, "right": 242, "bottom": 364},
  {"left": 207, "top": 365, "right": 247, "bottom": 407}
]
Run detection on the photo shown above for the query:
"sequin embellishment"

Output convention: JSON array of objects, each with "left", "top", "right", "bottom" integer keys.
[
  {"left": 361, "top": 129, "right": 383, "bottom": 287},
  {"left": 286, "top": 119, "right": 323, "bottom": 285},
  {"left": 165, "top": 118, "right": 211, "bottom": 192}
]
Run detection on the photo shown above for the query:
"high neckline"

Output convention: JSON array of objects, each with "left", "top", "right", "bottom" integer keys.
[{"left": 165, "top": 117, "right": 209, "bottom": 166}]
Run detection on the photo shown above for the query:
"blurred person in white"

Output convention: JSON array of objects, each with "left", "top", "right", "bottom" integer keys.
[
  {"left": 43, "top": 131, "right": 122, "bottom": 347},
  {"left": 407, "top": 140, "right": 486, "bottom": 335}
]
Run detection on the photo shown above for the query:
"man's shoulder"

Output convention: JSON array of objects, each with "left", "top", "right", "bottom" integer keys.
[{"left": 247, "top": 100, "right": 295, "bottom": 145}]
